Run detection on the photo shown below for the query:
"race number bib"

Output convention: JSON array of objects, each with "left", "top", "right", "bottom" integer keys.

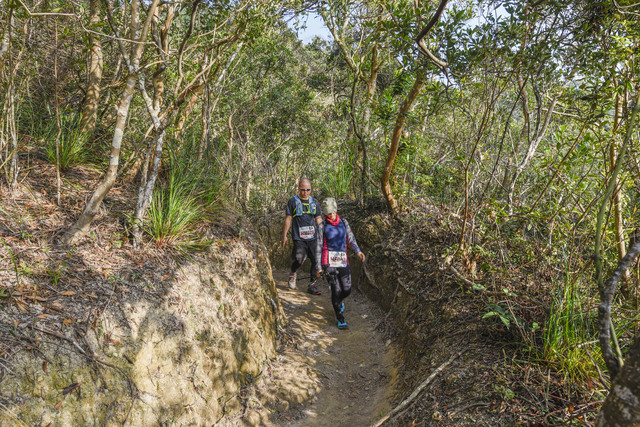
[
  {"left": 299, "top": 226, "right": 315, "bottom": 240},
  {"left": 329, "top": 251, "right": 348, "bottom": 268}
]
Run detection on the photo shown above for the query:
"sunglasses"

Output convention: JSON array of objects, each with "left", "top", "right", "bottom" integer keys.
[{"left": 299, "top": 188, "right": 311, "bottom": 191}]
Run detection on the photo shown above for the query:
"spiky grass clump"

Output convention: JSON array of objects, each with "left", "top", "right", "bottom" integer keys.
[
  {"left": 320, "top": 163, "right": 352, "bottom": 199},
  {"left": 44, "top": 115, "right": 90, "bottom": 171},
  {"left": 145, "top": 169, "right": 209, "bottom": 252},
  {"left": 542, "top": 276, "right": 603, "bottom": 388}
]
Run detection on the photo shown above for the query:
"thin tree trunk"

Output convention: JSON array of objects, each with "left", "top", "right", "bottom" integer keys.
[
  {"left": 611, "top": 88, "right": 627, "bottom": 275},
  {"left": 62, "top": 72, "right": 138, "bottom": 244},
  {"left": 132, "top": 129, "right": 165, "bottom": 247},
  {"left": 358, "top": 43, "right": 379, "bottom": 201},
  {"left": 132, "top": 74, "right": 168, "bottom": 247},
  {"left": 79, "top": 0, "right": 103, "bottom": 136},
  {"left": 507, "top": 68, "right": 575, "bottom": 210},
  {"left": 597, "top": 88, "right": 640, "bottom": 379},
  {"left": 0, "top": 13, "right": 11, "bottom": 76},
  {"left": 129, "top": 4, "right": 175, "bottom": 248},
  {"left": 244, "top": 168, "right": 252, "bottom": 210},
  {"left": 197, "top": 85, "right": 211, "bottom": 162},
  {"left": 53, "top": 19, "right": 62, "bottom": 205},
  {"left": 381, "top": 72, "right": 425, "bottom": 214},
  {"left": 1, "top": 14, "right": 23, "bottom": 190}
]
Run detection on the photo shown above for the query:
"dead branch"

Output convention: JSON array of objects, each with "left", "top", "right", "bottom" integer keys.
[{"left": 371, "top": 349, "right": 466, "bottom": 427}]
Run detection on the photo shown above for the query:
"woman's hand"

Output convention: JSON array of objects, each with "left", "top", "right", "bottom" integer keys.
[{"left": 358, "top": 252, "right": 366, "bottom": 262}]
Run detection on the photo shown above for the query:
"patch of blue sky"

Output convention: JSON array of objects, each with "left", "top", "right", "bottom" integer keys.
[{"left": 290, "top": 12, "right": 331, "bottom": 44}]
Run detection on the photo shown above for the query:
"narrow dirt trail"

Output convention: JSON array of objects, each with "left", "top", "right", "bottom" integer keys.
[{"left": 270, "top": 269, "right": 397, "bottom": 427}]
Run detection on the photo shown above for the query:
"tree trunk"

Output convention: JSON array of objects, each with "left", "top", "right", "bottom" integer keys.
[
  {"left": 0, "top": 14, "right": 11, "bottom": 76},
  {"left": 79, "top": 0, "right": 103, "bottom": 136},
  {"left": 358, "top": 43, "right": 379, "bottom": 201},
  {"left": 62, "top": 72, "right": 137, "bottom": 244},
  {"left": 1, "top": 15, "right": 27, "bottom": 191},
  {"left": 132, "top": 71, "right": 171, "bottom": 247},
  {"left": 597, "top": 89, "right": 640, "bottom": 380},
  {"left": 62, "top": 0, "right": 160, "bottom": 245},
  {"left": 197, "top": 85, "right": 211, "bottom": 162},
  {"left": 597, "top": 229, "right": 640, "bottom": 425},
  {"left": 132, "top": 128, "right": 165, "bottom": 247},
  {"left": 611, "top": 88, "right": 627, "bottom": 276},
  {"left": 381, "top": 72, "right": 425, "bottom": 214},
  {"left": 597, "top": 333, "right": 640, "bottom": 426},
  {"left": 244, "top": 168, "right": 252, "bottom": 210}
]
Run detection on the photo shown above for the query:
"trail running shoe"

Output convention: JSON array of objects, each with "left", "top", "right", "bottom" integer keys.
[
  {"left": 307, "top": 280, "right": 321, "bottom": 295},
  {"left": 337, "top": 319, "right": 348, "bottom": 330},
  {"left": 340, "top": 302, "right": 345, "bottom": 314},
  {"left": 288, "top": 272, "right": 297, "bottom": 290}
]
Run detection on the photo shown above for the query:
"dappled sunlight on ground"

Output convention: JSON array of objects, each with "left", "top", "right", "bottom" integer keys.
[{"left": 268, "top": 270, "right": 396, "bottom": 426}]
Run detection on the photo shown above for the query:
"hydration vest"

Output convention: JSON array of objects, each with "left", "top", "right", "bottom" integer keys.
[{"left": 293, "top": 195, "right": 317, "bottom": 217}]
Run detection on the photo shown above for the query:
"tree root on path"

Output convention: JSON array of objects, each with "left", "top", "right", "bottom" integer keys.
[{"left": 371, "top": 349, "right": 466, "bottom": 427}]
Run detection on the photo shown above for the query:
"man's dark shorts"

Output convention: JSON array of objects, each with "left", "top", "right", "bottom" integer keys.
[{"left": 292, "top": 239, "right": 317, "bottom": 264}]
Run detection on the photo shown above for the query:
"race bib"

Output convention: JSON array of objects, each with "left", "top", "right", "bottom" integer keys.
[
  {"left": 299, "top": 226, "right": 315, "bottom": 239},
  {"left": 328, "top": 251, "right": 348, "bottom": 268}
]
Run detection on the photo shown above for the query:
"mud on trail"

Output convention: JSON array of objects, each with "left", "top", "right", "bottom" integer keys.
[{"left": 269, "top": 269, "right": 397, "bottom": 426}]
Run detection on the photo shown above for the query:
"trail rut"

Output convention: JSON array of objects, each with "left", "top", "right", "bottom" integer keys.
[{"left": 271, "top": 269, "right": 397, "bottom": 426}]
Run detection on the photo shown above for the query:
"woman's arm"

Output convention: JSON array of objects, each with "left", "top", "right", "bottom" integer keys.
[{"left": 343, "top": 219, "right": 362, "bottom": 255}]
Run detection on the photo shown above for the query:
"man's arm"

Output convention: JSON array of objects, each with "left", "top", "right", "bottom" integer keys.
[
  {"left": 315, "top": 222, "right": 324, "bottom": 277},
  {"left": 282, "top": 215, "right": 292, "bottom": 247}
]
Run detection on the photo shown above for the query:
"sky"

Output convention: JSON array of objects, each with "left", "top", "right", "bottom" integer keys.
[{"left": 293, "top": 13, "right": 332, "bottom": 44}]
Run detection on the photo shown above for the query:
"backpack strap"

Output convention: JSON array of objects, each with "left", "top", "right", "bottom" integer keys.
[
  {"left": 308, "top": 196, "right": 317, "bottom": 215},
  {"left": 293, "top": 195, "right": 316, "bottom": 217}
]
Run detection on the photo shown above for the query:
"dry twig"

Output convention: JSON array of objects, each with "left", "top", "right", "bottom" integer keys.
[{"left": 371, "top": 349, "right": 466, "bottom": 427}]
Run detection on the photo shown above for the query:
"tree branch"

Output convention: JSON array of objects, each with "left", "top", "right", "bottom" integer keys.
[{"left": 414, "top": 0, "right": 450, "bottom": 43}]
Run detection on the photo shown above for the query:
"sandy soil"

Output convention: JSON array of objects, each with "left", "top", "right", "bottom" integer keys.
[{"left": 269, "top": 269, "right": 397, "bottom": 427}]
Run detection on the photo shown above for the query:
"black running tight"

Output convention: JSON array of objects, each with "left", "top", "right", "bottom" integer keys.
[{"left": 325, "top": 266, "right": 352, "bottom": 321}]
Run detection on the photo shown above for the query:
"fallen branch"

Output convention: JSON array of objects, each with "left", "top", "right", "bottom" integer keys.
[{"left": 371, "top": 349, "right": 466, "bottom": 427}]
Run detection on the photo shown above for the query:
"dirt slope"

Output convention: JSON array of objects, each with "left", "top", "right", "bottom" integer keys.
[{"left": 269, "top": 269, "right": 396, "bottom": 426}]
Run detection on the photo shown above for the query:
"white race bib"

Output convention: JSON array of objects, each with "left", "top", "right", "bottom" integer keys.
[
  {"left": 299, "top": 226, "right": 315, "bottom": 240},
  {"left": 328, "top": 251, "right": 348, "bottom": 268}
]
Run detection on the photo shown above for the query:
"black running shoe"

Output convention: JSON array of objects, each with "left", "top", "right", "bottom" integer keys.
[{"left": 307, "top": 281, "right": 321, "bottom": 295}]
